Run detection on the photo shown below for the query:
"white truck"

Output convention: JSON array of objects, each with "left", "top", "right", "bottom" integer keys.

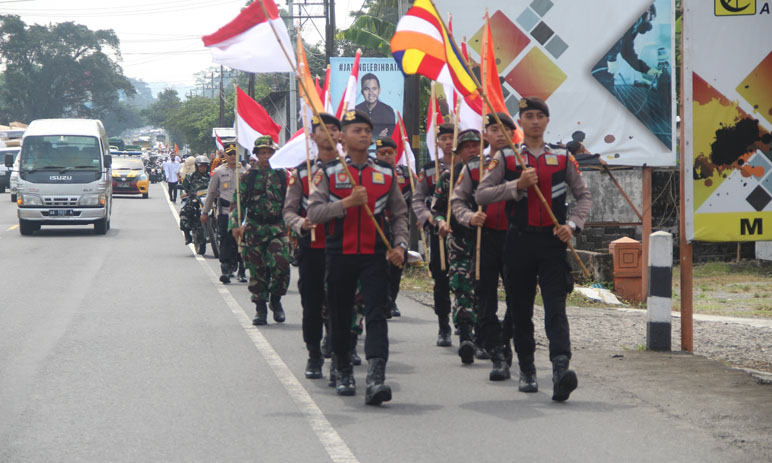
[{"left": 4, "top": 119, "right": 113, "bottom": 235}]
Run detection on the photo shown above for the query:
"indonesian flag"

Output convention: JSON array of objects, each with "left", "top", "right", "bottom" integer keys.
[
  {"left": 215, "top": 133, "right": 224, "bottom": 151},
  {"left": 426, "top": 91, "right": 444, "bottom": 161},
  {"left": 202, "top": 0, "right": 295, "bottom": 73},
  {"left": 322, "top": 65, "right": 333, "bottom": 113},
  {"left": 458, "top": 93, "right": 483, "bottom": 131},
  {"left": 235, "top": 86, "right": 281, "bottom": 152},
  {"left": 393, "top": 112, "right": 416, "bottom": 174},
  {"left": 335, "top": 49, "right": 362, "bottom": 118},
  {"left": 270, "top": 128, "right": 313, "bottom": 169}
]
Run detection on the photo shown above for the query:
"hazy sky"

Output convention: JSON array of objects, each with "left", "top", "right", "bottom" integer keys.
[{"left": 3, "top": 0, "right": 363, "bottom": 95}]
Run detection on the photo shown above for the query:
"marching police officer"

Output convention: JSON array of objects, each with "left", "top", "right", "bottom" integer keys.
[
  {"left": 230, "top": 136, "right": 291, "bottom": 326},
  {"left": 413, "top": 123, "right": 455, "bottom": 346},
  {"left": 179, "top": 155, "right": 211, "bottom": 245},
  {"left": 374, "top": 136, "right": 413, "bottom": 318},
  {"left": 308, "top": 110, "right": 408, "bottom": 405},
  {"left": 476, "top": 97, "right": 591, "bottom": 401},
  {"left": 283, "top": 113, "right": 342, "bottom": 379},
  {"left": 451, "top": 112, "right": 515, "bottom": 381},
  {"left": 202, "top": 143, "right": 247, "bottom": 283}
]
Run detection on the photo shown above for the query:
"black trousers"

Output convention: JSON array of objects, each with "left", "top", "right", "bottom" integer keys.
[
  {"left": 477, "top": 229, "right": 508, "bottom": 352},
  {"left": 505, "top": 229, "right": 572, "bottom": 366},
  {"left": 298, "top": 246, "right": 326, "bottom": 349},
  {"left": 326, "top": 253, "right": 389, "bottom": 361},
  {"left": 217, "top": 213, "right": 239, "bottom": 269},
  {"left": 387, "top": 248, "right": 407, "bottom": 307},
  {"left": 167, "top": 181, "right": 178, "bottom": 201},
  {"left": 428, "top": 230, "right": 451, "bottom": 324}
]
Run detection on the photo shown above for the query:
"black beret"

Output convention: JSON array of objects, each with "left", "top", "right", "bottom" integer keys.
[
  {"left": 438, "top": 123, "right": 454, "bottom": 136},
  {"left": 485, "top": 112, "right": 516, "bottom": 131},
  {"left": 311, "top": 112, "right": 342, "bottom": 131},
  {"left": 341, "top": 110, "right": 373, "bottom": 130},
  {"left": 375, "top": 137, "right": 397, "bottom": 150},
  {"left": 518, "top": 97, "right": 549, "bottom": 117}
]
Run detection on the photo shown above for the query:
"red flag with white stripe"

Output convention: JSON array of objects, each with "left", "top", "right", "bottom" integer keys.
[
  {"left": 426, "top": 92, "right": 444, "bottom": 160},
  {"left": 335, "top": 49, "right": 362, "bottom": 118},
  {"left": 235, "top": 86, "right": 281, "bottom": 152},
  {"left": 215, "top": 133, "right": 224, "bottom": 151},
  {"left": 393, "top": 112, "right": 416, "bottom": 173}
]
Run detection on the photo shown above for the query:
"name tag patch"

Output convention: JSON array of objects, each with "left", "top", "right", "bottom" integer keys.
[
  {"left": 335, "top": 172, "right": 352, "bottom": 189},
  {"left": 545, "top": 155, "right": 559, "bottom": 166},
  {"left": 372, "top": 172, "right": 385, "bottom": 184}
]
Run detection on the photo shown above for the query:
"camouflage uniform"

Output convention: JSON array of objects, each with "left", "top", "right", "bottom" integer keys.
[
  {"left": 431, "top": 162, "right": 476, "bottom": 327},
  {"left": 180, "top": 170, "right": 210, "bottom": 233},
  {"left": 229, "top": 166, "right": 290, "bottom": 303}
]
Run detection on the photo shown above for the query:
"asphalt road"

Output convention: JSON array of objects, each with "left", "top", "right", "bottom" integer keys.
[{"left": 0, "top": 183, "right": 768, "bottom": 462}]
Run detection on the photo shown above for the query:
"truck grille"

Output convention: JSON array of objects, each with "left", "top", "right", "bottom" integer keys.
[{"left": 43, "top": 196, "right": 79, "bottom": 207}]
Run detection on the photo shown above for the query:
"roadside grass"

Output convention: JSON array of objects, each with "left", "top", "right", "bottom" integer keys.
[{"left": 402, "top": 260, "right": 772, "bottom": 318}]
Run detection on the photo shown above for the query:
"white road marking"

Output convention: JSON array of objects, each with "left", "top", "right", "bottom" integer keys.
[
  {"left": 7, "top": 224, "right": 18, "bottom": 231},
  {"left": 162, "top": 184, "right": 358, "bottom": 463}
]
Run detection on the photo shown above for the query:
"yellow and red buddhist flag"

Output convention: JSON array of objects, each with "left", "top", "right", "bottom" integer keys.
[{"left": 390, "top": 0, "right": 477, "bottom": 97}]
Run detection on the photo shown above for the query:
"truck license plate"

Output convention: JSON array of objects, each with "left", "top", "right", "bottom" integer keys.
[{"left": 49, "top": 209, "right": 73, "bottom": 217}]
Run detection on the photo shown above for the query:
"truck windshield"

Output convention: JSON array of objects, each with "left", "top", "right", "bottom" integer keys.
[{"left": 20, "top": 135, "right": 101, "bottom": 172}]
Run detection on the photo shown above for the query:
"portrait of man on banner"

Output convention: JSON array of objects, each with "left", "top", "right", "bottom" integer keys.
[{"left": 355, "top": 73, "right": 396, "bottom": 138}]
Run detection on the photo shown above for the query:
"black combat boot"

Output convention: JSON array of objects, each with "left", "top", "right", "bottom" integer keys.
[
  {"left": 350, "top": 333, "right": 362, "bottom": 366},
  {"left": 321, "top": 328, "right": 332, "bottom": 359},
  {"left": 219, "top": 264, "right": 231, "bottom": 284},
  {"left": 269, "top": 295, "right": 285, "bottom": 323},
  {"left": 327, "top": 354, "right": 338, "bottom": 387},
  {"left": 475, "top": 346, "right": 491, "bottom": 360},
  {"left": 305, "top": 343, "right": 323, "bottom": 379},
  {"left": 503, "top": 340, "right": 513, "bottom": 367},
  {"left": 390, "top": 301, "right": 401, "bottom": 317},
  {"left": 458, "top": 321, "right": 475, "bottom": 364},
  {"left": 236, "top": 262, "right": 247, "bottom": 282},
  {"left": 365, "top": 358, "right": 392, "bottom": 405},
  {"left": 252, "top": 300, "right": 268, "bottom": 326},
  {"left": 184, "top": 230, "right": 192, "bottom": 245},
  {"left": 436, "top": 326, "right": 452, "bottom": 347},
  {"left": 519, "top": 363, "right": 538, "bottom": 393},
  {"left": 489, "top": 346, "right": 511, "bottom": 381},
  {"left": 551, "top": 355, "right": 577, "bottom": 401},
  {"left": 335, "top": 355, "right": 356, "bottom": 396}
]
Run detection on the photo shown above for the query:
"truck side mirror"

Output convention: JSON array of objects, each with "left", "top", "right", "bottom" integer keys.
[
  {"left": 103, "top": 154, "right": 112, "bottom": 168},
  {"left": 4, "top": 153, "right": 13, "bottom": 168}
]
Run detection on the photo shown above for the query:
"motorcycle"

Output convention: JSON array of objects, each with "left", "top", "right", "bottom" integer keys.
[{"left": 183, "top": 190, "right": 220, "bottom": 257}]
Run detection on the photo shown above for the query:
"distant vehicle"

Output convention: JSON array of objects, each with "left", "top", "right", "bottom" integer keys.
[
  {"left": 111, "top": 156, "right": 149, "bottom": 198},
  {"left": 108, "top": 137, "right": 125, "bottom": 151},
  {"left": 156, "top": 134, "right": 166, "bottom": 142},
  {"left": 125, "top": 144, "right": 142, "bottom": 151},
  {"left": 7, "top": 119, "right": 113, "bottom": 235},
  {"left": 0, "top": 146, "right": 20, "bottom": 192}
]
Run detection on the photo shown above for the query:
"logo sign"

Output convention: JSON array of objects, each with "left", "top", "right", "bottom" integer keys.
[
  {"left": 715, "top": 0, "right": 756, "bottom": 16},
  {"left": 49, "top": 175, "right": 73, "bottom": 181}
]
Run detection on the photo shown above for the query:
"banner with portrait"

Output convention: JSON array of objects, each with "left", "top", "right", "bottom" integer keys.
[
  {"left": 436, "top": 0, "right": 676, "bottom": 167},
  {"left": 683, "top": 0, "right": 772, "bottom": 242},
  {"left": 329, "top": 57, "right": 405, "bottom": 139}
]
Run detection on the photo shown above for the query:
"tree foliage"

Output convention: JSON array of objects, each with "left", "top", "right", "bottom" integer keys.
[{"left": 0, "top": 15, "right": 135, "bottom": 123}]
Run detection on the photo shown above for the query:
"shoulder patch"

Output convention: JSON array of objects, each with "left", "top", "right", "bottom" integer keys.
[
  {"left": 568, "top": 154, "right": 581, "bottom": 175},
  {"left": 288, "top": 172, "right": 297, "bottom": 186},
  {"left": 455, "top": 170, "right": 464, "bottom": 186},
  {"left": 418, "top": 171, "right": 425, "bottom": 183},
  {"left": 313, "top": 169, "right": 324, "bottom": 186},
  {"left": 486, "top": 158, "right": 499, "bottom": 172}
]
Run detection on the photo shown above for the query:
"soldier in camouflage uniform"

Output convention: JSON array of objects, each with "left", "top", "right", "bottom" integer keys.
[
  {"left": 230, "top": 136, "right": 290, "bottom": 326},
  {"left": 431, "top": 129, "right": 486, "bottom": 365},
  {"left": 180, "top": 156, "right": 211, "bottom": 245}
]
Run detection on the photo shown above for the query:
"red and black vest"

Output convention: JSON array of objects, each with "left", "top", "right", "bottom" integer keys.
[
  {"left": 394, "top": 164, "right": 412, "bottom": 205},
  {"left": 501, "top": 144, "right": 569, "bottom": 229},
  {"left": 419, "top": 160, "right": 443, "bottom": 208},
  {"left": 293, "top": 160, "right": 326, "bottom": 250},
  {"left": 324, "top": 158, "right": 396, "bottom": 255},
  {"left": 466, "top": 156, "right": 508, "bottom": 232}
]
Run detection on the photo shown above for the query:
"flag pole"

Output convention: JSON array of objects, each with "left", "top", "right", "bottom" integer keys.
[
  {"left": 474, "top": 18, "right": 489, "bottom": 282},
  {"left": 444, "top": 91, "right": 462, "bottom": 248},
  {"left": 233, "top": 84, "right": 243, "bottom": 252},
  {"left": 429, "top": 82, "right": 447, "bottom": 271},
  {"left": 298, "top": 59, "right": 317, "bottom": 243},
  {"left": 255, "top": 0, "right": 394, "bottom": 254},
  {"left": 429, "top": 0, "right": 590, "bottom": 278},
  {"left": 397, "top": 111, "right": 430, "bottom": 274}
]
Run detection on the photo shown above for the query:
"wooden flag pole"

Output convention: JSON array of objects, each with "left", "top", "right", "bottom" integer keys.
[
  {"left": 233, "top": 84, "right": 243, "bottom": 252},
  {"left": 430, "top": 83, "right": 447, "bottom": 271},
  {"left": 429, "top": 0, "right": 590, "bottom": 278}
]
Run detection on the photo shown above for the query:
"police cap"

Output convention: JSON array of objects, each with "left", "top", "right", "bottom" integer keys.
[
  {"left": 485, "top": 112, "right": 516, "bottom": 131},
  {"left": 223, "top": 143, "right": 237, "bottom": 155},
  {"left": 518, "top": 97, "right": 550, "bottom": 117},
  {"left": 311, "top": 112, "right": 342, "bottom": 131},
  {"left": 375, "top": 137, "right": 397, "bottom": 150},
  {"left": 341, "top": 110, "right": 373, "bottom": 130},
  {"left": 438, "top": 123, "right": 454, "bottom": 136}
]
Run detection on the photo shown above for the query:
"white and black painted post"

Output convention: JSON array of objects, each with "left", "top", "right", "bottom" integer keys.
[{"left": 647, "top": 231, "right": 672, "bottom": 351}]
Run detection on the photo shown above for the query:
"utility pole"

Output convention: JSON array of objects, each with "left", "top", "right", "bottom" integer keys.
[
  {"left": 219, "top": 65, "right": 225, "bottom": 126},
  {"left": 325, "top": 0, "right": 336, "bottom": 62}
]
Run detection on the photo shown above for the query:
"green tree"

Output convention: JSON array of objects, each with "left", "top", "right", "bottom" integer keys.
[{"left": 0, "top": 15, "right": 135, "bottom": 123}]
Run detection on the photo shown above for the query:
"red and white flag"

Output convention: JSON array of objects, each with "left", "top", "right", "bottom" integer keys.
[
  {"left": 335, "top": 49, "right": 362, "bottom": 118},
  {"left": 235, "top": 86, "right": 281, "bottom": 152},
  {"left": 321, "top": 65, "right": 333, "bottom": 113},
  {"left": 215, "top": 133, "right": 225, "bottom": 151},
  {"left": 425, "top": 92, "right": 444, "bottom": 161},
  {"left": 270, "top": 128, "right": 311, "bottom": 169},
  {"left": 202, "top": 0, "right": 295, "bottom": 73},
  {"left": 393, "top": 113, "right": 416, "bottom": 174}
]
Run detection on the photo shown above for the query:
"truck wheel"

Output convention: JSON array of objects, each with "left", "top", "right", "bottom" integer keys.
[
  {"left": 19, "top": 219, "right": 38, "bottom": 236},
  {"left": 94, "top": 217, "right": 108, "bottom": 235},
  {"left": 142, "top": 193, "right": 148, "bottom": 199}
]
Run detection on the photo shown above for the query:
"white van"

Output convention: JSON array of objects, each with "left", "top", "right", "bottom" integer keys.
[{"left": 5, "top": 119, "right": 113, "bottom": 235}]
